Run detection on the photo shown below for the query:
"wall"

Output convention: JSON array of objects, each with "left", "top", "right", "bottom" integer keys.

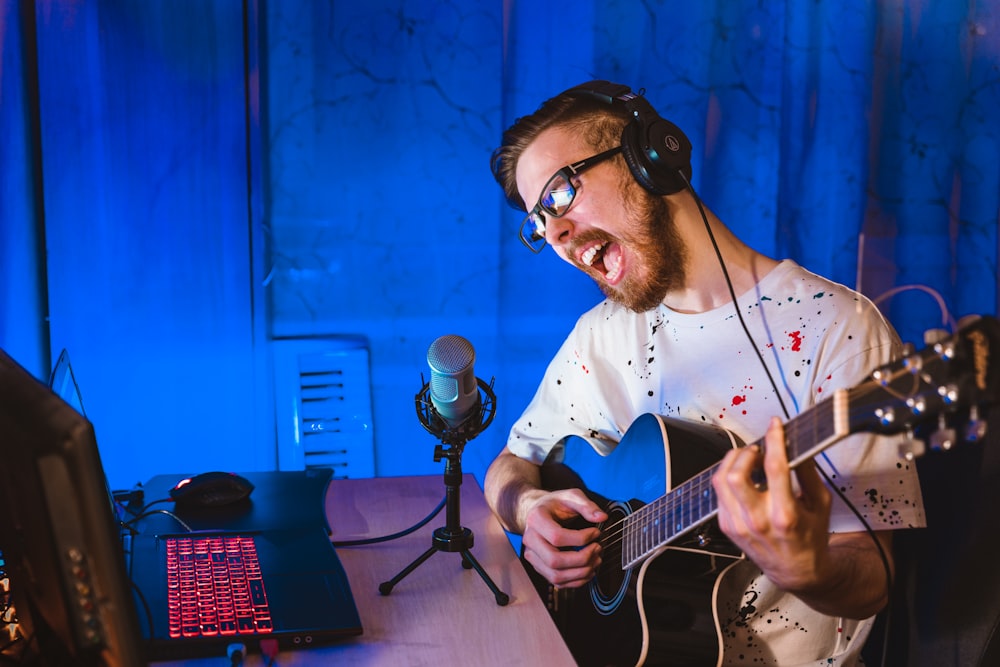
[
  {"left": 1, "top": 1, "right": 270, "bottom": 488},
  {"left": 1, "top": 0, "right": 997, "bottom": 490}
]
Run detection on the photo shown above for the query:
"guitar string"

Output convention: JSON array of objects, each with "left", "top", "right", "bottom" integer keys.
[
  {"left": 593, "top": 371, "right": 923, "bottom": 570},
  {"left": 593, "top": 388, "right": 908, "bottom": 577},
  {"left": 592, "top": 464, "right": 723, "bottom": 567},
  {"left": 589, "top": 405, "right": 830, "bottom": 572}
]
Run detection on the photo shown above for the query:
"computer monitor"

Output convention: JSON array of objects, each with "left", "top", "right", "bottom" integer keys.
[{"left": 0, "top": 348, "right": 146, "bottom": 666}]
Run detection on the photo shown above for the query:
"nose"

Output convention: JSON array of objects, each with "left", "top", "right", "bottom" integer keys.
[{"left": 544, "top": 214, "right": 575, "bottom": 248}]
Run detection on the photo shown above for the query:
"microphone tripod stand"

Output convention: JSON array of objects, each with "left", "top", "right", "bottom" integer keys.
[{"left": 378, "top": 378, "right": 509, "bottom": 606}]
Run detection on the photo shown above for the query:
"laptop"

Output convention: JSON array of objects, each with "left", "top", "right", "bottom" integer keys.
[{"left": 47, "top": 350, "right": 364, "bottom": 661}]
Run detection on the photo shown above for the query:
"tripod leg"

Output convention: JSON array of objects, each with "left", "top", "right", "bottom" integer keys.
[
  {"left": 460, "top": 550, "right": 510, "bottom": 606},
  {"left": 378, "top": 544, "right": 439, "bottom": 595}
]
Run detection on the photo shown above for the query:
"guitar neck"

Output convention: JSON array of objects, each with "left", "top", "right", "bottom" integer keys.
[
  {"left": 614, "top": 316, "right": 1000, "bottom": 571},
  {"left": 620, "top": 393, "right": 845, "bottom": 570}
]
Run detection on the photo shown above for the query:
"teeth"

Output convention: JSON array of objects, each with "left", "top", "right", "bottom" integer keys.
[
  {"left": 581, "top": 243, "right": 604, "bottom": 267},
  {"left": 605, "top": 251, "right": 622, "bottom": 282}
]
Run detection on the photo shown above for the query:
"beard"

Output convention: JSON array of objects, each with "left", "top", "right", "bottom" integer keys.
[{"left": 584, "top": 185, "right": 688, "bottom": 313}]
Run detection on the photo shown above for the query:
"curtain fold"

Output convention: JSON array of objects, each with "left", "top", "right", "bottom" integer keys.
[
  {"left": 499, "top": 0, "right": 999, "bottom": 346},
  {"left": 0, "top": 0, "right": 996, "bottom": 481}
]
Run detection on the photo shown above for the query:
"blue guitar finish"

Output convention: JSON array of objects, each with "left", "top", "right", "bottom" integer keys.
[
  {"left": 533, "top": 414, "right": 743, "bottom": 667},
  {"left": 524, "top": 315, "right": 1000, "bottom": 667}
]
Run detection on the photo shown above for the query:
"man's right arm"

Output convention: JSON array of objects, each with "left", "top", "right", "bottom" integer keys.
[
  {"left": 484, "top": 447, "right": 608, "bottom": 588},
  {"left": 483, "top": 447, "right": 549, "bottom": 533}
]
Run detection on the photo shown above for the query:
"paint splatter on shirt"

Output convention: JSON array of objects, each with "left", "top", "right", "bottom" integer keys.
[{"left": 506, "top": 260, "right": 926, "bottom": 666}]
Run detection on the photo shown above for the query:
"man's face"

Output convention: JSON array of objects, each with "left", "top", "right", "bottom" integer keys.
[{"left": 515, "top": 126, "right": 687, "bottom": 312}]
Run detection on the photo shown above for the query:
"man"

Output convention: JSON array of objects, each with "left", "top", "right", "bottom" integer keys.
[{"left": 483, "top": 81, "right": 925, "bottom": 666}]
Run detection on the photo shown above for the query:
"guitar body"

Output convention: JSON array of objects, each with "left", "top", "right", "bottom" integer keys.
[
  {"left": 530, "top": 414, "right": 745, "bottom": 667},
  {"left": 522, "top": 317, "right": 1000, "bottom": 667}
]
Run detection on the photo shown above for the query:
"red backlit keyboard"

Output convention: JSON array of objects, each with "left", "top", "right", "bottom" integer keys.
[{"left": 165, "top": 535, "right": 273, "bottom": 639}]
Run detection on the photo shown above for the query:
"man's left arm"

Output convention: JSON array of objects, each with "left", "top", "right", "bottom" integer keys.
[
  {"left": 713, "top": 417, "right": 894, "bottom": 619},
  {"left": 795, "top": 530, "right": 893, "bottom": 619}
]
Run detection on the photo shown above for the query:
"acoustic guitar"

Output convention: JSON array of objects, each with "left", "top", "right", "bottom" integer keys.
[{"left": 526, "top": 316, "right": 999, "bottom": 667}]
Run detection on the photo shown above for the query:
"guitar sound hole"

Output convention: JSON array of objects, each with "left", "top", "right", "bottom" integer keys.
[{"left": 592, "top": 500, "right": 632, "bottom": 614}]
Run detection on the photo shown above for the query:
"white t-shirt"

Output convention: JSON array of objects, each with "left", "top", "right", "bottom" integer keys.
[{"left": 507, "top": 260, "right": 926, "bottom": 666}]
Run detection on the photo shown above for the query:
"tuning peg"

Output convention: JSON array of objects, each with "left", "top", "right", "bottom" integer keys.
[
  {"left": 937, "top": 383, "right": 959, "bottom": 405},
  {"left": 965, "top": 405, "right": 989, "bottom": 443},
  {"left": 923, "top": 328, "right": 950, "bottom": 345},
  {"left": 929, "top": 430, "right": 957, "bottom": 451},
  {"left": 875, "top": 406, "right": 896, "bottom": 426},
  {"left": 928, "top": 414, "right": 958, "bottom": 451},
  {"left": 932, "top": 339, "right": 957, "bottom": 361},
  {"left": 957, "top": 314, "right": 982, "bottom": 329},
  {"left": 899, "top": 343, "right": 924, "bottom": 374},
  {"left": 898, "top": 430, "right": 926, "bottom": 460},
  {"left": 905, "top": 395, "right": 928, "bottom": 415},
  {"left": 928, "top": 414, "right": 957, "bottom": 451}
]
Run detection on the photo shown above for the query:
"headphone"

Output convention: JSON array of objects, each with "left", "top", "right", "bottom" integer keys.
[{"left": 566, "top": 80, "right": 692, "bottom": 196}]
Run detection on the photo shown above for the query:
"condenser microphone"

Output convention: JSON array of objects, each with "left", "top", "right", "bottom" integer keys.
[{"left": 426, "top": 334, "right": 481, "bottom": 427}]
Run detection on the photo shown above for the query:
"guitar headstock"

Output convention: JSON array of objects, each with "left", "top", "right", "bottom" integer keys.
[{"left": 849, "top": 315, "right": 1000, "bottom": 459}]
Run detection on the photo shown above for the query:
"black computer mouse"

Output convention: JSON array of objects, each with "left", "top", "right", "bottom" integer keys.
[{"left": 169, "top": 471, "right": 255, "bottom": 508}]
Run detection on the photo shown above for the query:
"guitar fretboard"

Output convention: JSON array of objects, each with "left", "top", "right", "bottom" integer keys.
[{"left": 621, "top": 394, "right": 845, "bottom": 570}]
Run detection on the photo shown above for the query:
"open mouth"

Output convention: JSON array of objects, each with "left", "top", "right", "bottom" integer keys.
[{"left": 580, "top": 241, "right": 624, "bottom": 284}]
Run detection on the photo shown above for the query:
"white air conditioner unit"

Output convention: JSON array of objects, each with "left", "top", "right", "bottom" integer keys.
[{"left": 272, "top": 337, "right": 376, "bottom": 477}]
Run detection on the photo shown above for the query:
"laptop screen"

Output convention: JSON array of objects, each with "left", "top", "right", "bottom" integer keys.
[
  {"left": 0, "top": 347, "right": 147, "bottom": 666},
  {"left": 49, "top": 348, "right": 86, "bottom": 416}
]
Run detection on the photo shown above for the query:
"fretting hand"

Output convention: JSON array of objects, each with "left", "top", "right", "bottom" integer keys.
[{"left": 712, "top": 417, "right": 835, "bottom": 594}]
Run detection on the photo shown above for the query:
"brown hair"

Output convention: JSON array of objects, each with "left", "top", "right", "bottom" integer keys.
[{"left": 489, "top": 89, "right": 630, "bottom": 211}]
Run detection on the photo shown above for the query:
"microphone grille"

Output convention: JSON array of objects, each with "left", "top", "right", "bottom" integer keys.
[{"left": 427, "top": 335, "right": 475, "bottom": 374}]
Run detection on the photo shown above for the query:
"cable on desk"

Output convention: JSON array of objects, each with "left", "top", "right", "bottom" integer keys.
[
  {"left": 227, "top": 642, "right": 246, "bottom": 666},
  {"left": 260, "top": 638, "right": 279, "bottom": 666},
  {"left": 129, "top": 580, "right": 156, "bottom": 647},
  {"left": 122, "top": 503, "right": 193, "bottom": 533},
  {"left": 331, "top": 495, "right": 446, "bottom": 547}
]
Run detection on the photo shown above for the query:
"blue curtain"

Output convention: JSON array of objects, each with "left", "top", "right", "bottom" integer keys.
[
  {"left": 1, "top": 0, "right": 997, "bottom": 483},
  {"left": 497, "top": 0, "right": 998, "bottom": 347},
  {"left": 261, "top": 0, "right": 998, "bottom": 478}
]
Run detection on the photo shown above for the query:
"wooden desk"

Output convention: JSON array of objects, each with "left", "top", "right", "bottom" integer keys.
[{"left": 153, "top": 474, "right": 575, "bottom": 666}]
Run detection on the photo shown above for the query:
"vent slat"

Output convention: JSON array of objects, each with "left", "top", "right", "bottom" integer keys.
[{"left": 272, "top": 339, "right": 375, "bottom": 477}]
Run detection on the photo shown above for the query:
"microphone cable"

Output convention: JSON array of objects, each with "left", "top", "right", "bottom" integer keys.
[
  {"left": 331, "top": 495, "right": 446, "bottom": 547},
  {"left": 334, "top": 346, "right": 494, "bottom": 549}
]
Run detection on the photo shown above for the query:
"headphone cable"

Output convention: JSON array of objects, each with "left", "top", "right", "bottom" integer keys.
[{"left": 677, "top": 170, "right": 894, "bottom": 664}]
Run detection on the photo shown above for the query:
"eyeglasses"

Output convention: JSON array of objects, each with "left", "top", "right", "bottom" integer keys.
[{"left": 518, "top": 145, "right": 623, "bottom": 253}]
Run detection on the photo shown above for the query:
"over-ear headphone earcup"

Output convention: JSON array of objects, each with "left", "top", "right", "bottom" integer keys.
[
  {"left": 563, "top": 80, "right": 693, "bottom": 195},
  {"left": 620, "top": 116, "right": 692, "bottom": 196},
  {"left": 620, "top": 121, "right": 663, "bottom": 194}
]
